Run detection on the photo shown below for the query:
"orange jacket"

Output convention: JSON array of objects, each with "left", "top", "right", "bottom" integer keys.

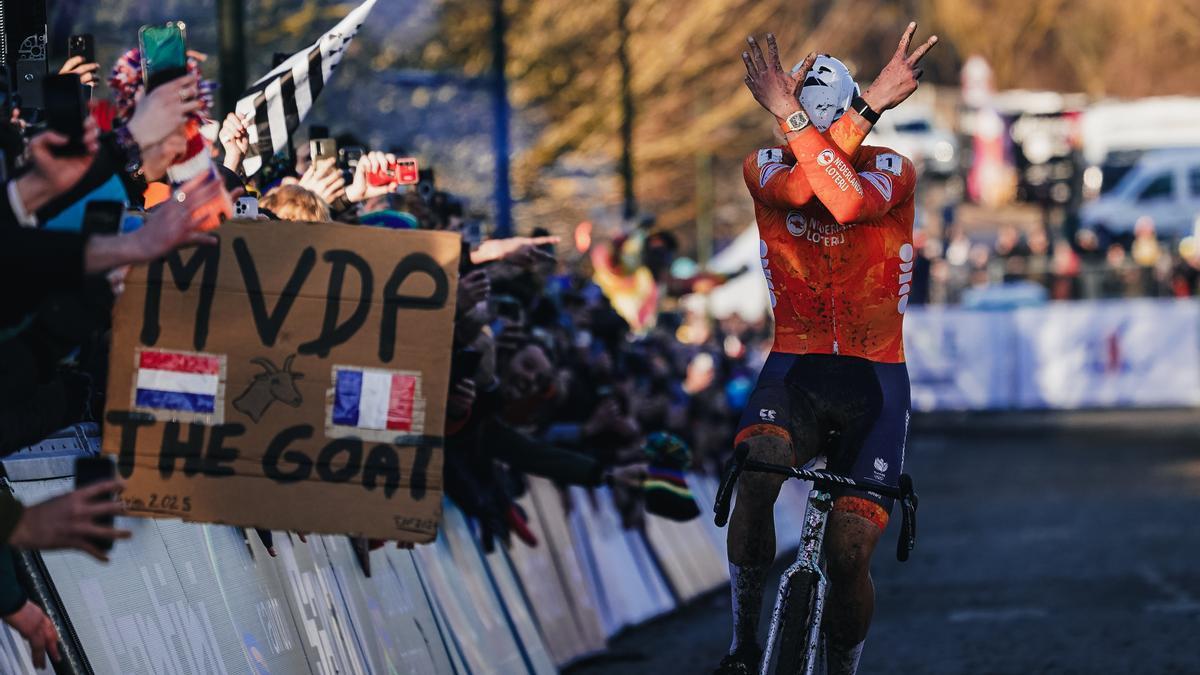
[{"left": 743, "top": 111, "right": 917, "bottom": 363}]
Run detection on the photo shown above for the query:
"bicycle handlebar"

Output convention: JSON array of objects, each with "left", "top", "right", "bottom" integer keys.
[{"left": 713, "top": 443, "right": 919, "bottom": 562}]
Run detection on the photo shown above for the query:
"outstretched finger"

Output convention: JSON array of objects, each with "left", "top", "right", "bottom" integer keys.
[
  {"left": 794, "top": 51, "right": 818, "bottom": 80},
  {"left": 741, "top": 51, "right": 757, "bottom": 78},
  {"left": 907, "top": 35, "right": 938, "bottom": 65},
  {"left": 765, "top": 33, "right": 783, "bottom": 72},
  {"left": 747, "top": 36, "right": 768, "bottom": 73},
  {"left": 896, "top": 21, "right": 917, "bottom": 57}
]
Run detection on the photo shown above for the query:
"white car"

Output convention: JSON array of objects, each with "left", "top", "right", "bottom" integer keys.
[
  {"left": 1078, "top": 148, "right": 1200, "bottom": 240},
  {"left": 868, "top": 113, "right": 958, "bottom": 177}
]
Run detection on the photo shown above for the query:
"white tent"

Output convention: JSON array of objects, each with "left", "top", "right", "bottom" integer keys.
[{"left": 706, "top": 225, "right": 771, "bottom": 322}]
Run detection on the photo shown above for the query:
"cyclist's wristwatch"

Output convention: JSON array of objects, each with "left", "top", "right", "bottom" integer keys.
[
  {"left": 851, "top": 95, "right": 882, "bottom": 124},
  {"left": 782, "top": 109, "right": 810, "bottom": 134}
]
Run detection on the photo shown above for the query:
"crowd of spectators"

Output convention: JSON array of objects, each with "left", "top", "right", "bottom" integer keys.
[{"left": 909, "top": 217, "right": 1200, "bottom": 306}]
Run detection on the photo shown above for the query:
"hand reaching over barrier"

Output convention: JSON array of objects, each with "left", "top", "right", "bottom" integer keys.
[{"left": 8, "top": 480, "right": 131, "bottom": 562}]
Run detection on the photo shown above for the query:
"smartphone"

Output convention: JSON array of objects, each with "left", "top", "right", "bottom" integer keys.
[
  {"left": 367, "top": 157, "right": 420, "bottom": 187},
  {"left": 309, "top": 138, "right": 336, "bottom": 162},
  {"left": 139, "top": 22, "right": 188, "bottom": 92},
  {"left": 450, "top": 349, "right": 483, "bottom": 384},
  {"left": 338, "top": 145, "right": 364, "bottom": 181},
  {"left": 82, "top": 200, "right": 125, "bottom": 237},
  {"left": 235, "top": 196, "right": 259, "bottom": 219},
  {"left": 42, "top": 74, "right": 88, "bottom": 156},
  {"left": 417, "top": 168, "right": 436, "bottom": 202},
  {"left": 68, "top": 34, "right": 96, "bottom": 64},
  {"left": 74, "top": 455, "right": 117, "bottom": 552}
]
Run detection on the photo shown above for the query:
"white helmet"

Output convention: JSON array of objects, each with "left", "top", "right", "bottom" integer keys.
[{"left": 792, "top": 55, "right": 859, "bottom": 132}]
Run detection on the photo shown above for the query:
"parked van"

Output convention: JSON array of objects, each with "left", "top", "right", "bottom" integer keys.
[{"left": 1078, "top": 148, "right": 1200, "bottom": 241}]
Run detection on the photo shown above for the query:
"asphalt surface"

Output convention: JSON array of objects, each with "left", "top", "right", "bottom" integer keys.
[{"left": 567, "top": 411, "right": 1200, "bottom": 674}]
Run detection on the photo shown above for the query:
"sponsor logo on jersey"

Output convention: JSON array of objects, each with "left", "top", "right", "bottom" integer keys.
[
  {"left": 759, "top": 408, "right": 777, "bottom": 422},
  {"left": 760, "top": 239, "right": 777, "bottom": 309},
  {"left": 897, "top": 243, "right": 914, "bottom": 314},
  {"left": 786, "top": 210, "right": 852, "bottom": 247},
  {"left": 817, "top": 149, "right": 836, "bottom": 167}
]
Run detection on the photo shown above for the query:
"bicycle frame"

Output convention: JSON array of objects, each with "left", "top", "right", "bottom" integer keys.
[
  {"left": 713, "top": 442, "right": 918, "bottom": 674},
  {"left": 760, "top": 488, "right": 833, "bottom": 675}
]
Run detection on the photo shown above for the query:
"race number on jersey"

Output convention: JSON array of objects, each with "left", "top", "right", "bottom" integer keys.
[{"left": 875, "top": 153, "right": 903, "bottom": 176}]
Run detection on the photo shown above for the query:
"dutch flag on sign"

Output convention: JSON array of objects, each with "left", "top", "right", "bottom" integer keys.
[
  {"left": 135, "top": 349, "right": 224, "bottom": 417},
  {"left": 332, "top": 367, "right": 421, "bottom": 432}
]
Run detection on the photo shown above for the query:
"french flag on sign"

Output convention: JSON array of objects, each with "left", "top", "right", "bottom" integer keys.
[
  {"left": 332, "top": 367, "right": 419, "bottom": 432},
  {"left": 135, "top": 349, "right": 223, "bottom": 416}
]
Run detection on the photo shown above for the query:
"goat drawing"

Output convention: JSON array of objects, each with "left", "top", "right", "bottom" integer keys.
[{"left": 233, "top": 355, "right": 305, "bottom": 423}]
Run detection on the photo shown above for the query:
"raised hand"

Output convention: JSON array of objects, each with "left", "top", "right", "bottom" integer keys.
[
  {"left": 59, "top": 55, "right": 100, "bottom": 86},
  {"left": 127, "top": 73, "right": 203, "bottom": 147},
  {"left": 861, "top": 22, "right": 938, "bottom": 113},
  {"left": 299, "top": 158, "right": 346, "bottom": 206},
  {"left": 218, "top": 112, "right": 252, "bottom": 171},
  {"left": 470, "top": 236, "right": 560, "bottom": 266},
  {"left": 345, "top": 151, "right": 401, "bottom": 204},
  {"left": 742, "top": 33, "right": 811, "bottom": 120}
]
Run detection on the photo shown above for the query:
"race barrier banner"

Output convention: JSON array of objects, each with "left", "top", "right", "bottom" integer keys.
[
  {"left": 103, "top": 222, "right": 460, "bottom": 542},
  {"left": 904, "top": 298, "right": 1200, "bottom": 411},
  {"left": 1013, "top": 298, "right": 1200, "bottom": 409},
  {"left": 904, "top": 307, "right": 1018, "bottom": 412}
]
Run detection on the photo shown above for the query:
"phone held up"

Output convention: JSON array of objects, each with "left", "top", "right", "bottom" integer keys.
[
  {"left": 68, "top": 34, "right": 96, "bottom": 64},
  {"left": 74, "top": 455, "right": 118, "bottom": 552},
  {"left": 139, "top": 22, "right": 188, "bottom": 92},
  {"left": 367, "top": 157, "right": 420, "bottom": 187},
  {"left": 42, "top": 74, "right": 89, "bottom": 156}
]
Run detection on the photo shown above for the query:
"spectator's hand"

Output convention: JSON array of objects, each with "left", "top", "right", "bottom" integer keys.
[
  {"left": 457, "top": 270, "right": 490, "bottom": 314},
  {"left": 345, "top": 151, "right": 399, "bottom": 203},
  {"left": 3, "top": 601, "right": 60, "bottom": 669},
  {"left": 8, "top": 480, "right": 131, "bottom": 562},
  {"left": 59, "top": 55, "right": 100, "bottom": 86},
  {"left": 470, "top": 236, "right": 560, "bottom": 266},
  {"left": 447, "top": 378, "right": 476, "bottom": 420},
  {"left": 218, "top": 112, "right": 252, "bottom": 172},
  {"left": 861, "top": 22, "right": 938, "bottom": 113},
  {"left": 126, "top": 73, "right": 203, "bottom": 148},
  {"left": 14, "top": 119, "right": 101, "bottom": 214},
  {"left": 122, "top": 172, "right": 224, "bottom": 262},
  {"left": 505, "top": 245, "right": 556, "bottom": 269},
  {"left": 299, "top": 158, "right": 345, "bottom": 206},
  {"left": 141, "top": 130, "right": 188, "bottom": 182}
]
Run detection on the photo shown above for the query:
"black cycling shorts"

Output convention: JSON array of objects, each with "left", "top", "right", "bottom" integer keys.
[{"left": 734, "top": 353, "right": 910, "bottom": 520}]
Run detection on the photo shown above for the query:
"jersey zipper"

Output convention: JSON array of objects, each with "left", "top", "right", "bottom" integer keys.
[{"left": 827, "top": 248, "right": 840, "bottom": 354}]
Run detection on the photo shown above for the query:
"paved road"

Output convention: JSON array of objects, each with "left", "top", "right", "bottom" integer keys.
[{"left": 567, "top": 413, "right": 1200, "bottom": 674}]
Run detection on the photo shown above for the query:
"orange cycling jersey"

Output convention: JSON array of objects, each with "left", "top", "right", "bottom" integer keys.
[{"left": 743, "top": 110, "right": 917, "bottom": 363}]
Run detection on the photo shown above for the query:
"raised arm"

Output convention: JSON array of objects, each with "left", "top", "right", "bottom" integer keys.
[
  {"left": 743, "top": 107, "right": 873, "bottom": 210},
  {"left": 742, "top": 25, "right": 937, "bottom": 216}
]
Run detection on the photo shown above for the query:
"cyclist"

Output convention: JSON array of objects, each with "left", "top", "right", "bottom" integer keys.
[{"left": 717, "top": 24, "right": 937, "bottom": 675}]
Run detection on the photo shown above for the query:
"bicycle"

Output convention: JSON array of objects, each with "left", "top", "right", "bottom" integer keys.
[{"left": 714, "top": 442, "right": 919, "bottom": 675}]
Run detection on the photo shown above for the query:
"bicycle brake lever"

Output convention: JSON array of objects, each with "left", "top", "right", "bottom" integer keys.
[{"left": 713, "top": 442, "right": 750, "bottom": 527}]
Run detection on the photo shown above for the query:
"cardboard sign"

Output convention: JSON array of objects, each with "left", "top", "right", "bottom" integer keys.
[{"left": 103, "top": 221, "right": 459, "bottom": 542}]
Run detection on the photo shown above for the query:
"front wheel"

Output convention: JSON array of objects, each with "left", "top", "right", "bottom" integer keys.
[{"left": 767, "top": 568, "right": 823, "bottom": 675}]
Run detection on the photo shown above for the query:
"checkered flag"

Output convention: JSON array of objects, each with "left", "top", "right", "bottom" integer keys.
[{"left": 235, "top": 0, "right": 378, "bottom": 177}]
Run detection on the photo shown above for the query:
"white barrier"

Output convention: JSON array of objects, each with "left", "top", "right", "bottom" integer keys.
[{"left": 905, "top": 298, "right": 1200, "bottom": 411}]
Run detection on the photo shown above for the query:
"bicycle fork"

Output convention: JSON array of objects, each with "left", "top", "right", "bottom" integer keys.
[{"left": 760, "top": 488, "right": 833, "bottom": 675}]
